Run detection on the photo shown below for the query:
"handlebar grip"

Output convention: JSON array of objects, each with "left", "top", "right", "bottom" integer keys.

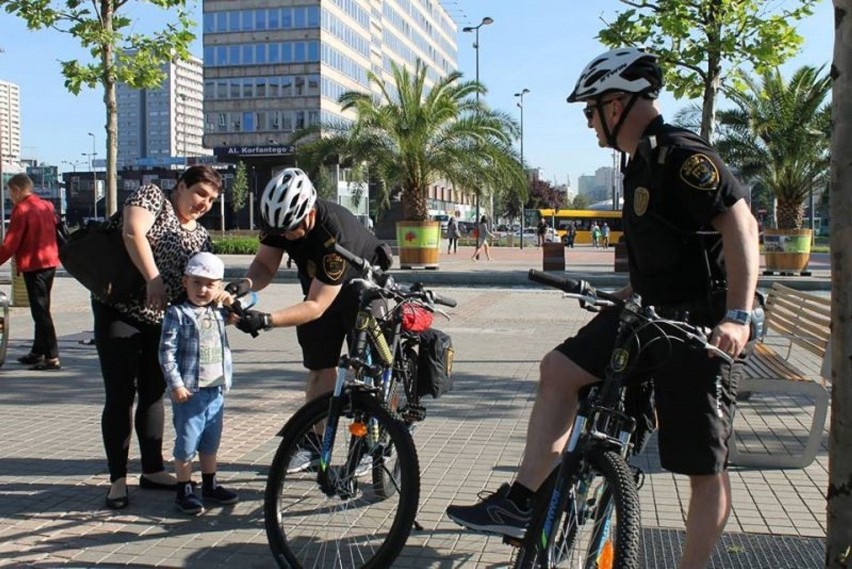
[
  {"left": 527, "top": 269, "right": 584, "bottom": 294},
  {"left": 333, "top": 242, "right": 368, "bottom": 271},
  {"left": 429, "top": 292, "right": 457, "bottom": 308}
]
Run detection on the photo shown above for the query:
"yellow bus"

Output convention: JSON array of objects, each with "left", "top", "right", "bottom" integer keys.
[{"left": 538, "top": 209, "right": 623, "bottom": 246}]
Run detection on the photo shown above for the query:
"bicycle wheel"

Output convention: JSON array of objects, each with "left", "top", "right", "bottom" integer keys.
[
  {"left": 265, "top": 391, "right": 420, "bottom": 569},
  {"left": 373, "top": 348, "right": 418, "bottom": 499},
  {"left": 514, "top": 448, "right": 641, "bottom": 569}
]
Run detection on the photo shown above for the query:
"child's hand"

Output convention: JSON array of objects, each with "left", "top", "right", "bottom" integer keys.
[{"left": 171, "top": 387, "right": 191, "bottom": 403}]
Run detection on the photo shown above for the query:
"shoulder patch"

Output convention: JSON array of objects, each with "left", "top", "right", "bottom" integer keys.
[
  {"left": 323, "top": 253, "right": 346, "bottom": 281},
  {"left": 679, "top": 153, "right": 720, "bottom": 191}
]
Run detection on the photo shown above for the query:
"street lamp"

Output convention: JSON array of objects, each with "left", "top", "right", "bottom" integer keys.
[
  {"left": 515, "top": 88, "right": 529, "bottom": 249},
  {"left": 462, "top": 16, "right": 493, "bottom": 226},
  {"left": 87, "top": 132, "right": 98, "bottom": 219}
]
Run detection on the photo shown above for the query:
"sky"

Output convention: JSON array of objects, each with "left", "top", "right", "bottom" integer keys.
[{"left": 0, "top": 0, "right": 836, "bottom": 188}]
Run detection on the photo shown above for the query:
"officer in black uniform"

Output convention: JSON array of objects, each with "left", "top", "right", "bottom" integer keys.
[
  {"left": 446, "top": 48, "right": 759, "bottom": 569},
  {"left": 230, "top": 168, "right": 391, "bottom": 403}
]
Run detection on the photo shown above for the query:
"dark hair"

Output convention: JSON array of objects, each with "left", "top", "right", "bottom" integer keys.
[
  {"left": 7, "top": 173, "right": 33, "bottom": 190},
  {"left": 177, "top": 165, "right": 222, "bottom": 192},
  {"left": 480, "top": 215, "right": 487, "bottom": 224}
]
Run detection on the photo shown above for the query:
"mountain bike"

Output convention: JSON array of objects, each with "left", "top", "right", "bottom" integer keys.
[
  {"left": 264, "top": 242, "right": 457, "bottom": 569},
  {"left": 511, "top": 269, "right": 747, "bottom": 569}
]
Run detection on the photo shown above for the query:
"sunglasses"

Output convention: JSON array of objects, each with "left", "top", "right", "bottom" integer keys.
[{"left": 582, "top": 97, "right": 623, "bottom": 120}]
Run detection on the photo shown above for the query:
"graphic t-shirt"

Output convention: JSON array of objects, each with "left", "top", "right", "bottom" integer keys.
[{"left": 195, "top": 305, "right": 225, "bottom": 388}]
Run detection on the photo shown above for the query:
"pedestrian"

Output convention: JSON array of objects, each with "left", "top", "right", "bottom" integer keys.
[
  {"left": 446, "top": 216, "right": 460, "bottom": 254},
  {"left": 226, "top": 168, "right": 393, "bottom": 473},
  {"left": 446, "top": 47, "right": 760, "bottom": 569},
  {"left": 0, "top": 173, "right": 61, "bottom": 370},
  {"left": 536, "top": 218, "right": 547, "bottom": 247},
  {"left": 565, "top": 221, "right": 576, "bottom": 248},
  {"left": 159, "top": 252, "right": 239, "bottom": 516},
  {"left": 591, "top": 222, "right": 601, "bottom": 247},
  {"left": 601, "top": 222, "right": 611, "bottom": 248},
  {"left": 470, "top": 215, "right": 494, "bottom": 262},
  {"left": 96, "top": 164, "right": 223, "bottom": 510}
]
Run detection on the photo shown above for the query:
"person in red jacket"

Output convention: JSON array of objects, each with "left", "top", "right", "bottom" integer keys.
[{"left": 0, "top": 173, "right": 61, "bottom": 370}]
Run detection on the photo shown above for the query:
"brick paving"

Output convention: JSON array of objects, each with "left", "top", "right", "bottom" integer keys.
[{"left": 0, "top": 250, "right": 831, "bottom": 568}]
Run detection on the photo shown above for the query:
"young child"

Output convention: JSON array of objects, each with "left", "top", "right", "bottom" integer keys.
[{"left": 159, "top": 252, "right": 238, "bottom": 515}]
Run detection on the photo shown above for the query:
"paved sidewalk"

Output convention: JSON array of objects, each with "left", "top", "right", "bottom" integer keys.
[{"left": 0, "top": 260, "right": 830, "bottom": 567}]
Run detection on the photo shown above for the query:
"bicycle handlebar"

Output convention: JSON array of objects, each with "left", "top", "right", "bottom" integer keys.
[
  {"left": 334, "top": 242, "right": 458, "bottom": 308},
  {"left": 528, "top": 269, "right": 735, "bottom": 364}
]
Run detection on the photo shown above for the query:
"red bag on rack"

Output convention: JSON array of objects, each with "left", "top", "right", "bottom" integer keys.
[{"left": 401, "top": 304, "right": 433, "bottom": 332}]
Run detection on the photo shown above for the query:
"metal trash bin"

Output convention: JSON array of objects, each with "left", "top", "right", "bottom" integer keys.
[
  {"left": 542, "top": 242, "right": 565, "bottom": 271},
  {"left": 0, "top": 291, "right": 9, "bottom": 367}
]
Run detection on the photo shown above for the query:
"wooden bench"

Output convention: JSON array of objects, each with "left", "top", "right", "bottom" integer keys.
[{"left": 729, "top": 283, "right": 830, "bottom": 469}]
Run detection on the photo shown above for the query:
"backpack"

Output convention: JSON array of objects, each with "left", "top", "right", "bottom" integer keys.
[
  {"left": 417, "top": 329, "right": 454, "bottom": 398},
  {"left": 472, "top": 227, "right": 479, "bottom": 239}
]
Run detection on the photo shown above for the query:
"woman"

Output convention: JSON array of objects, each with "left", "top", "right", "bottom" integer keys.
[
  {"left": 446, "top": 216, "right": 460, "bottom": 254},
  {"left": 470, "top": 215, "right": 494, "bottom": 262},
  {"left": 96, "top": 165, "right": 222, "bottom": 509}
]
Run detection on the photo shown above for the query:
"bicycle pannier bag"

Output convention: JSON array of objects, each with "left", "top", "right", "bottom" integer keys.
[
  {"left": 59, "top": 213, "right": 145, "bottom": 302},
  {"left": 417, "top": 329, "right": 454, "bottom": 398}
]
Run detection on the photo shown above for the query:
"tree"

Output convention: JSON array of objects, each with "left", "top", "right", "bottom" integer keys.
[
  {"left": 571, "top": 194, "right": 591, "bottom": 210},
  {"left": 712, "top": 66, "right": 831, "bottom": 229},
  {"left": 526, "top": 179, "right": 565, "bottom": 211},
  {"left": 313, "top": 165, "right": 336, "bottom": 201},
  {"left": 827, "top": 2, "right": 852, "bottom": 566},
  {"left": 294, "top": 59, "right": 526, "bottom": 221},
  {"left": 598, "top": 0, "right": 818, "bottom": 141},
  {"left": 230, "top": 161, "right": 249, "bottom": 228},
  {"left": 0, "top": 1, "right": 195, "bottom": 215}
]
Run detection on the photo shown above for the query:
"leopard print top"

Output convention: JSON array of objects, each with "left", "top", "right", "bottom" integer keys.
[{"left": 94, "top": 184, "right": 212, "bottom": 325}]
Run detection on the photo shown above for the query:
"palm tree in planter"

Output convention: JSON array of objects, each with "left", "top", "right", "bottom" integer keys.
[
  {"left": 295, "top": 59, "right": 526, "bottom": 268},
  {"left": 714, "top": 65, "right": 831, "bottom": 272}
]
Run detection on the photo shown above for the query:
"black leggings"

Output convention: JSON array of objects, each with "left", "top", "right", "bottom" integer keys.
[
  {"left": 93, "top": 299, "right": 167, "bottom": 482},
  {"left": 23, "top": 268, "right": 58, "bottom": 359}
]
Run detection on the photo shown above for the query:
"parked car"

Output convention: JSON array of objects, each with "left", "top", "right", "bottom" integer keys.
[{"left": 457, "top": 221, "right": 477, "bottom": 235}]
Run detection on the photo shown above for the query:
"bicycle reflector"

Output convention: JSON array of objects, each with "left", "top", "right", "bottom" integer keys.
[
  {"left": 401, "top": 304, "right": 433, "bottom": 332},
  {"left": 349, "top": 422, "right": 368, "bottom": 437}
]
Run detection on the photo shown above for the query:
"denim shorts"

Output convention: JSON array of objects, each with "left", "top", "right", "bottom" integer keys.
[{"left": 171, "top": 387, "right": 225, "bottom": 462}]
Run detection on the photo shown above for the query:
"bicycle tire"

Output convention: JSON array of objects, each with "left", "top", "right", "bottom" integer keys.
[
  {"left": 373, "top": 348, "right": 418, "bottom": 498},
  {"left": 265, "top": 391, "right": 420, "bottom": 569},
  {"left": 513, "top": 448, "right": 641, "bottom": 569}
]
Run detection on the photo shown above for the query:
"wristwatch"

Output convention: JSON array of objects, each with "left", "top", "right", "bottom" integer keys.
[{"left": 723, "top": 309, "right": 752, "bottom": 326}]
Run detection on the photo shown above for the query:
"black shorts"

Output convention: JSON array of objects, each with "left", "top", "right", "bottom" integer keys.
[
  {"left": 296, "top": 285, "right": 359, "bottom": 370},
  {"left": 554, "top": 308, "right": 739, "bottom": 475}
]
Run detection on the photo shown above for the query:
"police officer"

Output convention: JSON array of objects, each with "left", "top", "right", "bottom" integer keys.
[
  {"left": 446, "top": 48, "right": 759, "bottom": 569},
  {"left": 229, "top": 168, "right": 392, "bottom": 471}
]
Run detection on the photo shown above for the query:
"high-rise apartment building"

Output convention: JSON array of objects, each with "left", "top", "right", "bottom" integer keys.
[
  {"left": 201, "top": 0, "right": 458, "bottom": 163},
  {"left": 0, "top": 79, "right": 22, "bottom": 179},
  {"left": 116, "top": 54, "right": 211, "bottom": 168}
]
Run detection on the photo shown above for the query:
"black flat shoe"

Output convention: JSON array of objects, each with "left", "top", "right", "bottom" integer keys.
[
  {"left": 17, "top": 353, "right": 44, "bottom": 365},
  {"left": 29, "top": 359, "right": 61, "bottom": 371},
  {"left": 104, "top": 489, "right": 129, "bottom": 510},
  {"left": 139, "top": 474, "right": 178, "bottom": 491}
]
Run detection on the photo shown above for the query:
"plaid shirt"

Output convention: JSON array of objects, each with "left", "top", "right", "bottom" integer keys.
[{"left": 159, "top": 301, "right": 232, "bottom": 393}]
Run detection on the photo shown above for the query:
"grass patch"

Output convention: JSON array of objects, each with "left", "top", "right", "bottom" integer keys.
[{"left": 212, "top": 234, "right": 260, "bottom": 255}]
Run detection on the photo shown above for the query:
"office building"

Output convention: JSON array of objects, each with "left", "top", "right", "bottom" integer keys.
[
  {"left": 201, "top": 0, "right": 459, "bottom": 216},
  {"left": 0, "top": 79, "right": 22, "bottom": 181},
  {"left": 116, "top": 54, "right": 211, "bottom": 168}
]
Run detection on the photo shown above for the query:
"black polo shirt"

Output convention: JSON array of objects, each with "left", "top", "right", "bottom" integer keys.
[
  {"left": 260, "top": 199, "right": 387, "bottom": 295},
  {"left": 622, "top": 116, "right": 747, "bottom": 309}
]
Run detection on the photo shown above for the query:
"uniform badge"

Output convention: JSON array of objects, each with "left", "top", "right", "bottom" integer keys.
[
  {"left": 634, "top": 187, "right": 650, "bottom": 217},
  {"left": 323, "top": 253, "right": 345, "bottom": 281},
  {"left": 680, "top": 153, "right": 720, "bottom": 190}
]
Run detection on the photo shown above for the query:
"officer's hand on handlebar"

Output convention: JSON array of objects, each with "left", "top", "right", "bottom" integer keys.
[
  {"left": 225, "top": 278, "right": 252, "bottom": 298},
  {"left": 236, "top": 310, "right": 273, "bottom": 337},
  {"left": 710, "top": 320, "right": 750, "bottom": 359}
]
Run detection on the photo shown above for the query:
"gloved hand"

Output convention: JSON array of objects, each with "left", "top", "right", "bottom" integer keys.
[
  {"left": 236, "top": 310, "right": 273, "bottom": 337},
  {"left": 225, "top": 278, "right": 252, "bottom": 298}
]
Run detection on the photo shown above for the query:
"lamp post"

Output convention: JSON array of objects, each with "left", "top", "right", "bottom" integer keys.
[
  {"left": 87, "top": 132, "right": 98, "bottom": 219},
  {"left": 515, "top": 88, "right": 529, "bottom": 249},
  {"left": 462, "top": 16, "right": 493, "bottom": 226}
]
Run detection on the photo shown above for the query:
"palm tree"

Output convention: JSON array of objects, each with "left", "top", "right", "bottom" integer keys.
[
  {"left": 713, "top": 65, "right": 831, "bottom": 229},
  {"left": 295, "top": 60, "right": 526, "bottom": 221}
]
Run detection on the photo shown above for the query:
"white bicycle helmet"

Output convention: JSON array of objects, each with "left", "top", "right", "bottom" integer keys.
[
  {"left": 567, "top": 47, "right": 663, "bottom": 103},
  {"left": 261, "top": 168, "right": 317, "bottom": 231}
]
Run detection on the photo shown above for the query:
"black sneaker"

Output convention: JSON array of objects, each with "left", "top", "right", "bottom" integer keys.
[
  {"left": 445, "top": 483, "right": 531, "bottom": 539},
  {"left": 202, "top": 485, "right": 239, "bottom": 505},
  {"left": 175, "top": 483, "right": 204, "bottom": 516},
  {"left": 287, "top": 433, "right": 322, "bottom": 474}
]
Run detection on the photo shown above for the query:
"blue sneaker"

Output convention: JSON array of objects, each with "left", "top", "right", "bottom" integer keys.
[
  {"left": 203, "top": 484, "right": 239, "bottom": 505},
  {"left": 175, "top": 483, "right": 204, "bottom": 516},
  {"left": 445, "top": 483, "right": 531, "bottom": 539}
]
